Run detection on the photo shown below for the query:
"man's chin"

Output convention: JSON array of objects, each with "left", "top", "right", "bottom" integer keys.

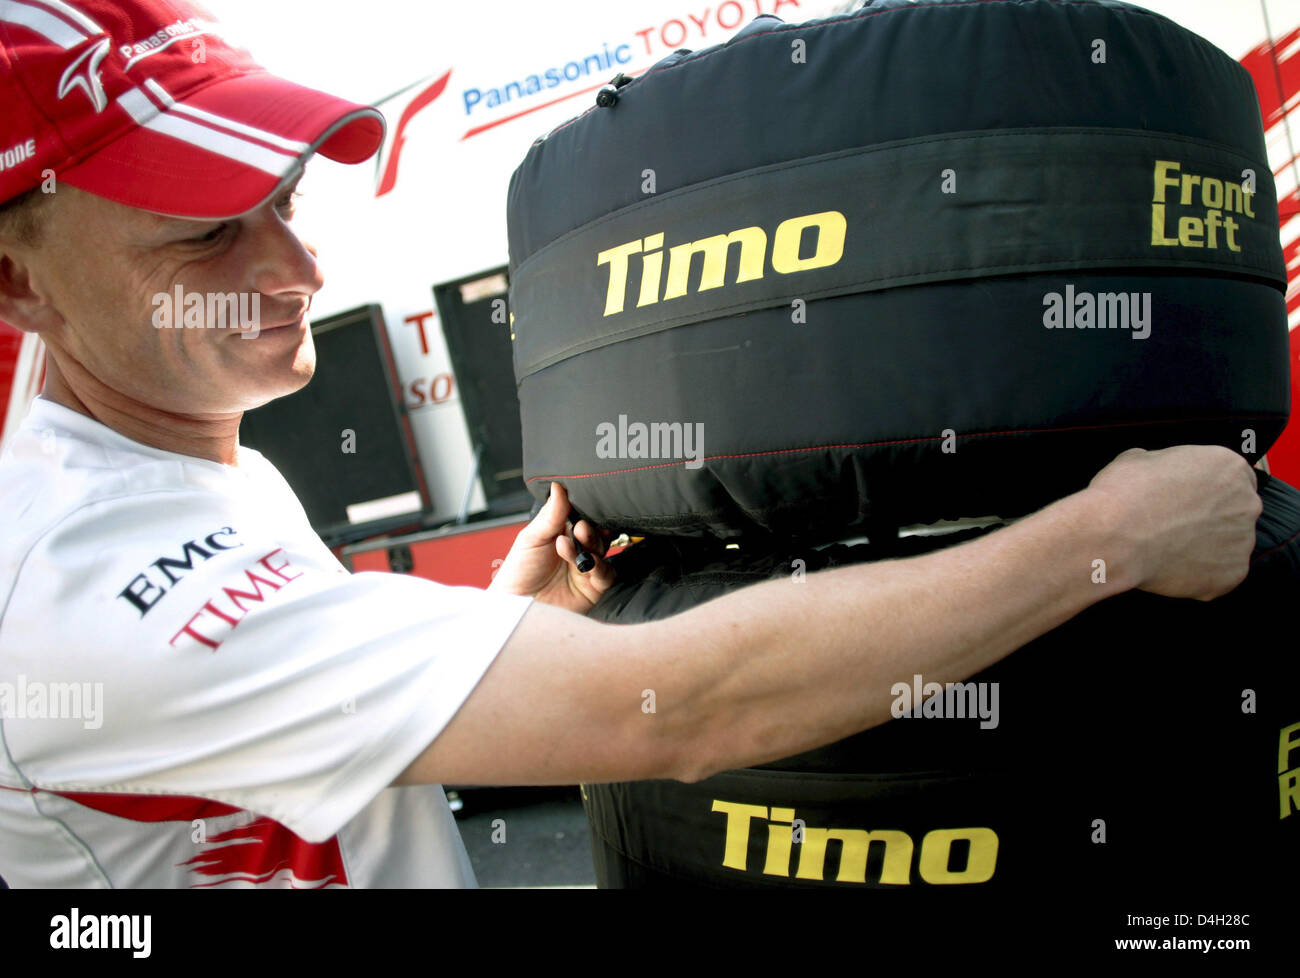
[
  {"left": 221, "top": 357, "right": 313, "bottom": 414},
  {"left": 232, "top": 326, "right": 316, "bottom": 409},
  {"left": 242, "top": 363, "right": 314, "bottom": 411}
]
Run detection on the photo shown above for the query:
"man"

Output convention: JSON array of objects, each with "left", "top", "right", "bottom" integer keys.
[{"left": 0, "top": 0, "right": 1261, "bottom": 888}]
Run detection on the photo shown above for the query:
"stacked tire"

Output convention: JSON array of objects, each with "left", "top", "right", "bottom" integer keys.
[{"left": 506, "top": 0, "right": 1298, "bottom": 893}]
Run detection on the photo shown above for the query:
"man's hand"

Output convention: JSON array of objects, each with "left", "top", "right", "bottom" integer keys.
[
  {"left": 1086, "top": 445, "right": 1261, "bottom": 601},
  {"left": 488, "top": 482, "right": 616, "bottom": 614}
]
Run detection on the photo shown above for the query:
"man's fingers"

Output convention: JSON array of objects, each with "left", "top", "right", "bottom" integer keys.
[
  {"left": 555, "top": 533, "right": 577, "bottom": 564},
  {"left": 556, "top": 525, "right": 615, "bottom": 584},
  {"left": 518, "top": 484, "right": 616, "bottom": 581},
  {"left": 574, "top": 519, "right": 606, "bottom": 555}
]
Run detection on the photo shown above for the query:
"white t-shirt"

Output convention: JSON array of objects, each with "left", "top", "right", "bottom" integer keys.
[{"left": 0, "top": 397, "right": 533, "bottom": 888}]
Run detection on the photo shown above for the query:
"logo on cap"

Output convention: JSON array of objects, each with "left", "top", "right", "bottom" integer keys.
[
  {"left": 0, "top": 0, "right": 111, "bottom": 110},
  {"left": 57, "top": 36, "right": 110, "bottom": 111}
]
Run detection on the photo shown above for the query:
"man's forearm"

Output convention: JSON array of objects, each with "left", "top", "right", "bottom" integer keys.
[
  {"left": 395, "top": 448, "right": 1249, "bottom": 789},
  {"left": 657, "top": 487, "right": 1137, "bottom": 781}
]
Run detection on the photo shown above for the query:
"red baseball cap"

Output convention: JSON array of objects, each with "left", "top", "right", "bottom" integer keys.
[{"left": 0, "top": 0, "right": 385, "bottom": 219}]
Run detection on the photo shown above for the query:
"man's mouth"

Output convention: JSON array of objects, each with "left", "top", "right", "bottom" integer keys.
[{"left": 240, "top": 307, "right": 309, "bottom": 339}]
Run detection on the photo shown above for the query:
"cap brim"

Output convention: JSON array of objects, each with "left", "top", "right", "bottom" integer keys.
[{"left": 60, "top": 71, "right": 385, "bottom": 220}]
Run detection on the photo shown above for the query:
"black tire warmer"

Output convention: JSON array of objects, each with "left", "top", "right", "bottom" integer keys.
[{"left": 504, "top": 0, "right": 1299, "bottom": 892}]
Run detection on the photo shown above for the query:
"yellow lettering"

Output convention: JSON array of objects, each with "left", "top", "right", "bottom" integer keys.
[
  {"left": 1151, "top": 162, "right": 1256, "bottom": 251},
  {"left": 1204, "top": 209, "right": 1222, "bottom": 249},
  {"left": 1178, "top": 215, "right": 1204, "bottom": 247},
  {"left": 771, "top": 211, "right": 847, "bottom": 274},
  {"left": 1280, "top": 721, "right": 1300, "bottom": 773},
  {"left": 796, "top": 827, "right": 912, "bottom": 884},
  {"left": 1200, "top": 177, "right": 1224, "bottom": 209},
  {"left": 664, "top": 226, "right": 767, "bottom": 300},
  {"left": 1152, "top": 160, "right": 1181, "bottom": 203},
  {"left": 1224, "top": 214, "right": 1241, "bottom": 252},
  {"left": 1280, "top": 770, "right": 1300, "bottom": 820},
  {"left": 711, "top": 799, "right": 767, "bottom": 870},
  {"left": 763, "top": 807, "right": 796, "bottom": 877},
  {"left": 727, "top": 227, "right": 768, "bottom": 284},
  {"left": 602, "top": 211, "right": 848, "bottom": 316},
  {"left": 1151, "top": 204, "right": 1179, "bottom": 246},
  {"left": 637, "top": 233, "right": 665, "bottom": 308},
  {"left": 917, "top": 827, "right": 999, "bottom": 884},
  {"left": 1224, "top": 181, "right": 1244, "bottom": 214},
  {"left": 596, "top": 239, "right": 645, "bottom": 316}
]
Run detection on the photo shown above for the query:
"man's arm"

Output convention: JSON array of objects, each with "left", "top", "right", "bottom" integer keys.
[{"left": 396, "top": 445, "right": 1260, "bottom": 787}]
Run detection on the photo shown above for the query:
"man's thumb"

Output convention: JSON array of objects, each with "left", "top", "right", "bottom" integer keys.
[{"left": 534, "top": 482, "right": 566, "bottom": 531}]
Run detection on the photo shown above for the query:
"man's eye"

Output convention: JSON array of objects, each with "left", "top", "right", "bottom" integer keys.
[
  {"left": 192, "top": 224, "right": 228, "bottom": 244},
  {"left": 277, "top": 190, "right": 302, "bottom": 213}
]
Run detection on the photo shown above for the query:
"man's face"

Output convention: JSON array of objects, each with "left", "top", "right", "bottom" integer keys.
[{"left": 25, "top": 175, "right": 323, "bottom": 416}]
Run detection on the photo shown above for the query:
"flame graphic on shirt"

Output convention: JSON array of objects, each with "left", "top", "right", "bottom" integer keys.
[
  {"left": 178, "top": 816, "right": 347, "bottom": 888},
  {"left": 53, "top": 790, "right": 349, "bottom": 888}
]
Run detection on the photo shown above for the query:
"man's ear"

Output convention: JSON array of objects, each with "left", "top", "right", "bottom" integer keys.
[{"left": 0, "top": 249, "right": 63, "bottom": 335}]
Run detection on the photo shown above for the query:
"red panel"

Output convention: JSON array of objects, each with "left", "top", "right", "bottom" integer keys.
[
  {"left": 348, "top": 521, "right": 529, "bottom": 586},
  {"left": 0, "top": 322, "right": 23, "bottom": 433},
  {"left": 406, "top": 521, "right": 528, "bottom": 587},
  {"left": 351, "top": 549, "right": 390, "bottom": 573},
  {"left": 1275, "top": 327, "right": 1300, "bottom": 483},
  {"left": 1241, "top": 30, "right": 1300, "bottom": 485}
]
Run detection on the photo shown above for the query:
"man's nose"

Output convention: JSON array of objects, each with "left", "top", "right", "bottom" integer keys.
[{"left": 245, "top": 209, "right": 325, "bottom": 298}]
